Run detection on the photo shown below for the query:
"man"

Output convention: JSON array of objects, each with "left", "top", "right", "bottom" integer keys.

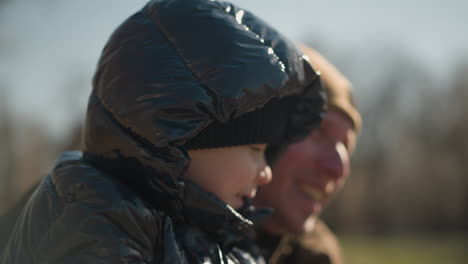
[{"left": 254, "top": 45, "right": 362, "bottom": 264}]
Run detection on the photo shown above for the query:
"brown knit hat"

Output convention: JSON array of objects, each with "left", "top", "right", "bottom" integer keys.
[{"left": 299, "top": 45, "right": 362, "bottom": 133}]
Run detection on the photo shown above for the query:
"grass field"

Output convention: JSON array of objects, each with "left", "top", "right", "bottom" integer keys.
[{"left": 340, "top": 235, "right": 468, "bottom": 264}]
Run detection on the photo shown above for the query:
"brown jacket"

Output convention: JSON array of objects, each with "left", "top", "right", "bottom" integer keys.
[{"left": 256, "top": 220, "right": 343, "bottom": 264}]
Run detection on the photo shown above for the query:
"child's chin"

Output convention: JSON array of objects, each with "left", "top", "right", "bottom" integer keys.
[{"left": 229, "top": 197, "right": 243, "bottom": 209}]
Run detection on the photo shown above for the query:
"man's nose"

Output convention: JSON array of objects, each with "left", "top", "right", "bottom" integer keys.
[{"left": 316, "top": 142, "right": 347, "bottom": 181}]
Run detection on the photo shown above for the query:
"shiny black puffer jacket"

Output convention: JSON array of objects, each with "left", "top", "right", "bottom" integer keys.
[{"left": 1, "top": 0, "right": 323, "bottom": 263}]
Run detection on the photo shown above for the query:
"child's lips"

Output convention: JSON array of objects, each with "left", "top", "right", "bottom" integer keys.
[
  {"left": 246, "top": 189, "right": 257, "bottom": 199},
  {"left": 237, "top": 189, "right": 256, "bottom": 200}
]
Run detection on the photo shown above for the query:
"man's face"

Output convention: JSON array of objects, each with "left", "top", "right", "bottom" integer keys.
[{"left": 254, "top": 109, "right": 357, "bottom": 234}]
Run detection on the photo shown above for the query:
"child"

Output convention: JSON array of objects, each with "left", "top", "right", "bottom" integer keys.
[{"left": 1, "top": 0, "right": 324, "bottom": 263}]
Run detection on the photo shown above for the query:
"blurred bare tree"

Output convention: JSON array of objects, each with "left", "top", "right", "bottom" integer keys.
[{"left": 0, "top": 87, "right": 15, "bottom": 213}]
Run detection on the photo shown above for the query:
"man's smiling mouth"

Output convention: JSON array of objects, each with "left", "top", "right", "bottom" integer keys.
[{"left": 299, "top": 184, "right": 325, "bottom": 202}]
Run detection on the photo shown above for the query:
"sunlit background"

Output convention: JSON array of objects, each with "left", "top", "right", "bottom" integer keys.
[{"left": 1, "top": 0, "right": 467, "bottom": 263}]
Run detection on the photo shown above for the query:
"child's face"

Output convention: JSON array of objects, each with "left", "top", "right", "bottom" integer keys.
[{"left": 186, "top": 144, "right": 272, "bottom": 209}]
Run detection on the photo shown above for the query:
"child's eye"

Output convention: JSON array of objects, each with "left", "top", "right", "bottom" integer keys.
[{"left": 249, "top": 146, "right": 263, "bottom": 152}]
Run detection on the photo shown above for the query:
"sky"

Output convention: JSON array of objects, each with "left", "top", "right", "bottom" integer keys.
[{"left": 1, "top": 0, "right": 467, "bottom": 138}]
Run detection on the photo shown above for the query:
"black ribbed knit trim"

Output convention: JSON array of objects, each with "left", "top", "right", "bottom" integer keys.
[{"left": 184, "top": 97, "right": 294, "bottom": 150}]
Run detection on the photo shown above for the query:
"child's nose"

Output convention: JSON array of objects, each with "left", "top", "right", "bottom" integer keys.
[{"left": 257, "top": 165, "right": 272, "bottom": 185}]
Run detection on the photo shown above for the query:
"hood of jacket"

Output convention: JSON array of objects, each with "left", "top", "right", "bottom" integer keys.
[{"left": 83, "top": 0, "right": 324, "bottom": 220}]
